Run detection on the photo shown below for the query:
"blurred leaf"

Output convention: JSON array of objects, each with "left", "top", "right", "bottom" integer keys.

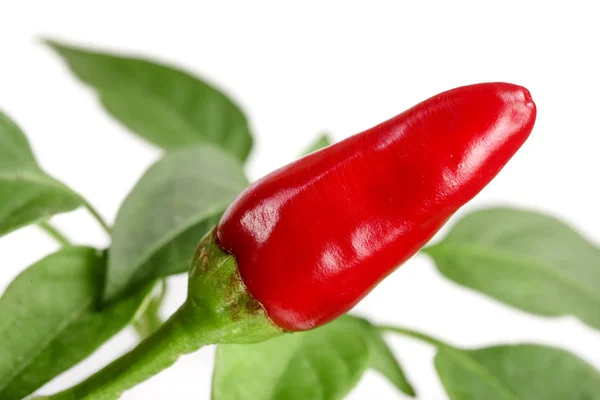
[
  {"left": 46, "top": 41, "right": 253, "bottom": 162},
  {"left": 436, "top": 344, "right": 600, "bottom": 400},
  {"left": 301, "top": 133, "right": 333, "bottom": 156},
  {"left": 424, "top": 207, "right": 600, "bottom": 331},
  {"left": 347, "top": 316, "right": 415, "bottom": 397},
  {"left": 106, "top": 146, "right": 248, "bottom": 302},
  {"left": 384, "top": 326, "right": 600, "bottom": 400},
  {"left": 0, "top": 111, "right": 82, "bottom": 238},
  {"left": 0, "top": 247, "right": 150, "bottom": 400},
  {"left": 213, "top": 315, "right": 414, "bottom": 399},
  {"left": 212, "top": 316, "right": 371, "bottom": 400}
]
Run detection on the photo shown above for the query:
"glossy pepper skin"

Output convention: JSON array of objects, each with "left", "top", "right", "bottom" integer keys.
[{"left": 217, "top": 82, "right": 536, "bottom": 331}]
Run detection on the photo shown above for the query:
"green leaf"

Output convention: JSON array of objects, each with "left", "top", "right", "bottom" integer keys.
[
  {"left": 212, "top": 316, "right": 371, "bottom": 400},
  {"left": 424, "top": 207, "right": 600, "bottom": 331},
  {"left": 301, "top": 133, "right": 333, "bottom": 156},
  {"left": 0, "top": 247, "right": 151, "bottom": 400},
  {"left": 435, "top": 344, "right": 600, "bottom": 400},
  {"left": 348, "top": 316, "right": 415, "bottom": 397},
  {"left": 384, "top": 326, "right": 600, "bottom": 400},
  {"left": 46, "top": 41, "right": 253, "bottom": 162},
  {"left": 106, "top": 146, "right": 248, "bottom": 302},
  {"left": 0, "top": 111, "right": 82, "bottom": 238}
]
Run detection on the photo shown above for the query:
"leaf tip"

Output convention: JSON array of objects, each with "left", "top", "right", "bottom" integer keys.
[{"left": 40, "top": 37, "right": 61, "bottom": 51}]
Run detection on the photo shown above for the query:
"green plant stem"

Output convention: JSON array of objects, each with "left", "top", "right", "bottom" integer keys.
[
  {"left": 43, "top": 230, "right": 282, "bottom": 400},
  {"left": 133, "top": 280, "right": 167, "bottom": 340},
  {"left": 38, "top": 221, "right": 72, "bottom": 246},
  {"left": 378, "top": 325, "right": 452, "bottom": 349},
  {"left": 81, "top": 197, "right": 112, "bottom": 236},
  {"left": 46, "top": 302, "right": 212, "bottom": 400}
]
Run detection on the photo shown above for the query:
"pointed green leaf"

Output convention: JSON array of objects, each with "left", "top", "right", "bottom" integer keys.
[
  {"left": 424, "top": 207, "right": 600, "bottom": 331},
  {"left": 0, "top": 111, "right": 82, "bottom": 238},
  {"left": 46, "top": 41, "right": 253, "bottom": 161},
  {"left": 435, "top": 344, "right": 600, "bottom": 400},
  {"left": 301, "top": 133, "right": 333, "bottom": 156},
  {"left": 212, "top": 316, "right": 371, "bottom": 400},
  {"left": 346, "top": 316, "right": 415, "bottom": 397},
  {"left": 0, "top": 247, "right": 151, "bottom": 400},
  {"left": 106, "top": 146, "right": 248, "bottom": 302}
]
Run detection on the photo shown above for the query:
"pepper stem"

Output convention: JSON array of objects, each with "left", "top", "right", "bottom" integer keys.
[
  {"left": 42, "top": 229, "right": 281, "bottom": 400},
  {"left": 47, "top": 303, "right": 206, "bottom": 400},
  {"left": 38, "top": 221, "right": 72, "bottom": 246},
  {"left": 133, "top": 280, "right": 167, "bottom": 340},
  {"left": 80, "top": 197, "right": 112, "bottom": 236}
]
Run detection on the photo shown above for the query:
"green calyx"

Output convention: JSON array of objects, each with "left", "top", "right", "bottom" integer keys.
[
  {"left": 42, "top": 229, "right": 282, "bottom": 400},
  {"left": 186, "top": 228, "right": 283, "bottom": 344}
]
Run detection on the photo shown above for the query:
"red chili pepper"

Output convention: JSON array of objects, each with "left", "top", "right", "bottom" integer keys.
[{"left": 217, "top": 82, "right": 536, "bottom": 331}]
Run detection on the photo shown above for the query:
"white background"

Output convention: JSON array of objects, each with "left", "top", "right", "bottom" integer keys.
[{"left": 1, "top": 1, "right": 600, "bottom": 399}]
